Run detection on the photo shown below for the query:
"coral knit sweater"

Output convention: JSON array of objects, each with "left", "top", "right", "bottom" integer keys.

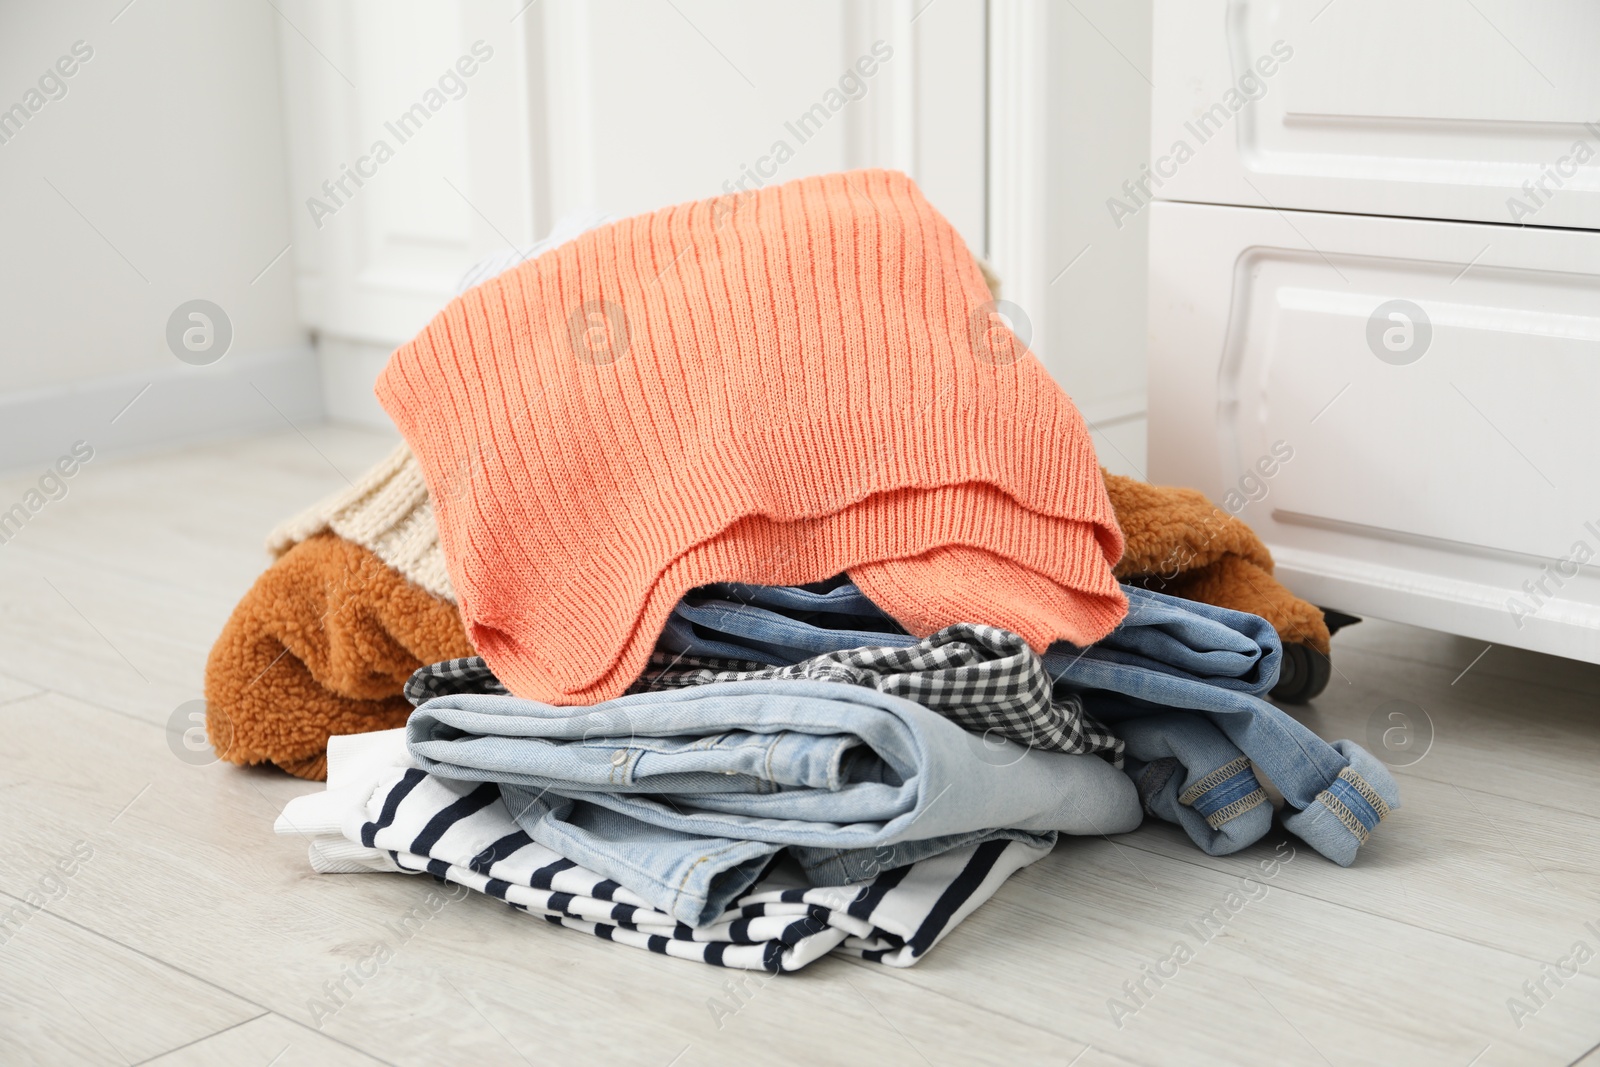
[{"left": 377, "top": 169, "right": 1125, "bottom": 703}]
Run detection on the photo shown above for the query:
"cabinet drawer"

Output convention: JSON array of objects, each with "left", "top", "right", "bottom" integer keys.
[
  {"left": 1147, "top": 200, "right": 1600, "bottom": 662},
  {"left": 1149, "top": 0, "right": 1600, "bottom": 229}
]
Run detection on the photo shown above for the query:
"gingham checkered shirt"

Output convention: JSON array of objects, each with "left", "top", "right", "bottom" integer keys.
[{"left": 407, "top": 623, "right": 1123, "bottom": 765}]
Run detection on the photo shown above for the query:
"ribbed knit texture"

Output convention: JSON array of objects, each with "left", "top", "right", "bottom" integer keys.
[
  {"left": 377, "top": 169, "right": 1125, "bottom": 703},
  {"left": 267, "top": 442, "right": 454, "bottom": 602}
]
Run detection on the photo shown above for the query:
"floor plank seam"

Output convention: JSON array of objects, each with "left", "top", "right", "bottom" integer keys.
[
  {"left": 1101, "top": 836, "right": 1600, "bottom": 971},
  {"left": 1567, "top": 1036, "right": 1600, "bottom": 1067},
  {"left": 2, "top": 540, "right": 239, "bottom": 592},
  {"left": 124, "top": 1010, "right": 270, "bottom": 1066},
  {"left": 832, "top": 955, "right": 1153, "bottom": 1066},
  {"left": 18, "top": 686, "right": 188, "bottom": 733},
  {"left": 0, "top": 888, "right": 400, "bottom": 1067},
  {"left": 1332, "top": 644, "right": 1600, "bottom": 701},
  {"left": 1400, "top": 776, "right": 1600, "bottom": 825},
  {"left": 0, "top": 689, "right": 50, "bottom": 711}
]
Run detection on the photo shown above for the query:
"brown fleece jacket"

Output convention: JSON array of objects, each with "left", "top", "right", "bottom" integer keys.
[
  {"left": 204, "top": 533, "right": 474, "bottom": 780},
  {"left": 1102, "top": 471, "right": 1330, "bottom": 656},
  {"left": 208, "top": 476, "right": 1328, "bottom": 781}
]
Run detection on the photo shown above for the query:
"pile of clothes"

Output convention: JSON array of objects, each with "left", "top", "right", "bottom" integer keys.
[{"left": 214, "top": 170, "right": 1396, "bottom": 974}]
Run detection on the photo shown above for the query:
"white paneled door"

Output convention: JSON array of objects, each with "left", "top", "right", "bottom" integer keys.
[
  {"left": 277, "top": 0, "right": 539, "bottom": 347},
  {"left": 990, "top": 0, "right": 1154, "bottom": 466},
  {"left": 279, "top": 0, "right": 988, "bottom": 425}
]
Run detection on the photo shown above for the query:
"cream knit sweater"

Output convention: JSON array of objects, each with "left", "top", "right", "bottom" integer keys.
[{"left": 266, "top": 442, "right": 455, "bottom": 602}]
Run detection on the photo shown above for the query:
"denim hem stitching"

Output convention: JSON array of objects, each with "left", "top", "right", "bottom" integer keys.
[
  {"left": 1317, "top": 790, "right": 1370, "bottom": 844},
  {"left": 1339, "top": 766, "right": 1390, "bottom": 822},
  {"left": 1203, "top": 789, "right": 1268, "bottom": 830},
  {"left": 1178, "top": 756, "right": 1252, "bottom": 806}
]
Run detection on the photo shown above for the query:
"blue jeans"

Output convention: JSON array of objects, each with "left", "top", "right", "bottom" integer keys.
[
  {"left": 659, "top": 582, "right": 1399, "bottom": 865},
  {"left": 1118, "top": 712, "right": 1274, "bottom": 856},
  {"left": 407, "top": 680, "right": 1140, "bottom": 925}
]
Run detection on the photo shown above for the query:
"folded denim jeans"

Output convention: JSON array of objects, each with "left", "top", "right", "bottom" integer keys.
[
  {"left": 407, "top": 624, "right": 1125, "bottom": 764},
  {"left": 406, "top": 680, "right": 1140, "bottom": 924},
  {"left": 658, "top": 582, "right": 1399, "bottom": 865}
]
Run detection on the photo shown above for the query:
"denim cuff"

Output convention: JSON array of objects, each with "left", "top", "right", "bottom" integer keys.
[
  {"left": 1177, "top": 756, "right": 1270, "bottom": 831},
  {"left": 1130, "top": 755, "right": 1273, "bottom": 857},
  {"left": 1282, "top": 741, "right": 1400, "bottom": 867}
]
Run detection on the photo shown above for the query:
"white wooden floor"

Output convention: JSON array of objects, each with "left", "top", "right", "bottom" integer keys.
[{"left": 2, "top": 425, "right": 1598, "bottom": 1067}]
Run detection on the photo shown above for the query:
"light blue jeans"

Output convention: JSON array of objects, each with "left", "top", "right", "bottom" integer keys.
[
  {"left": 1117, "top": 711, "right": 1274, "bottom": 856},
  {"left": 660, "top": 582, "right": 1399, "bottom": 865},
  {"left": 407, "top": 680, "right": 1140, "bottom": 925}
]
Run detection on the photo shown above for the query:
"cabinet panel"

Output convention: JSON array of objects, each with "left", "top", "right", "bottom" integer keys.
[
  {"left": 1149, "top": 200, "right": 1600, "bottom": 663},
  {"left": 1150, "top": 0, "right": 1600, "bottom": 229}
]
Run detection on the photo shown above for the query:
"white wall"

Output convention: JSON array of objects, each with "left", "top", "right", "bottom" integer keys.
[{"left": 0, "top": 0, "right": 314, "bottom": 467}]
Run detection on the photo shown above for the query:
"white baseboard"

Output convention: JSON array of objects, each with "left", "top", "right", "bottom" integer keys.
[
  {"left": 1275, "top": 548, "right": 1600, "bottom": 667},
  {"left": 1077, "top": 391, "right": 1147, "bottom": 428},
  {"left": 0, "top": 345, "right": 323, "bottom": 471},
  {"left": 316, "top": 335, "right": 396, "bottom": 431}
]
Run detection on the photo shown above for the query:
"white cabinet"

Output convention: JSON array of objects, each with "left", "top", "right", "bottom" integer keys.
[
  {"left": 1148, "top": 201, "right": 1600, "bottom": 662},
  {"left": 1148, "top": 0, "right": 1600, "bottom": 664},
  {"left": 1150, "top": 0, "right": 1600, "bottom": 229}
]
